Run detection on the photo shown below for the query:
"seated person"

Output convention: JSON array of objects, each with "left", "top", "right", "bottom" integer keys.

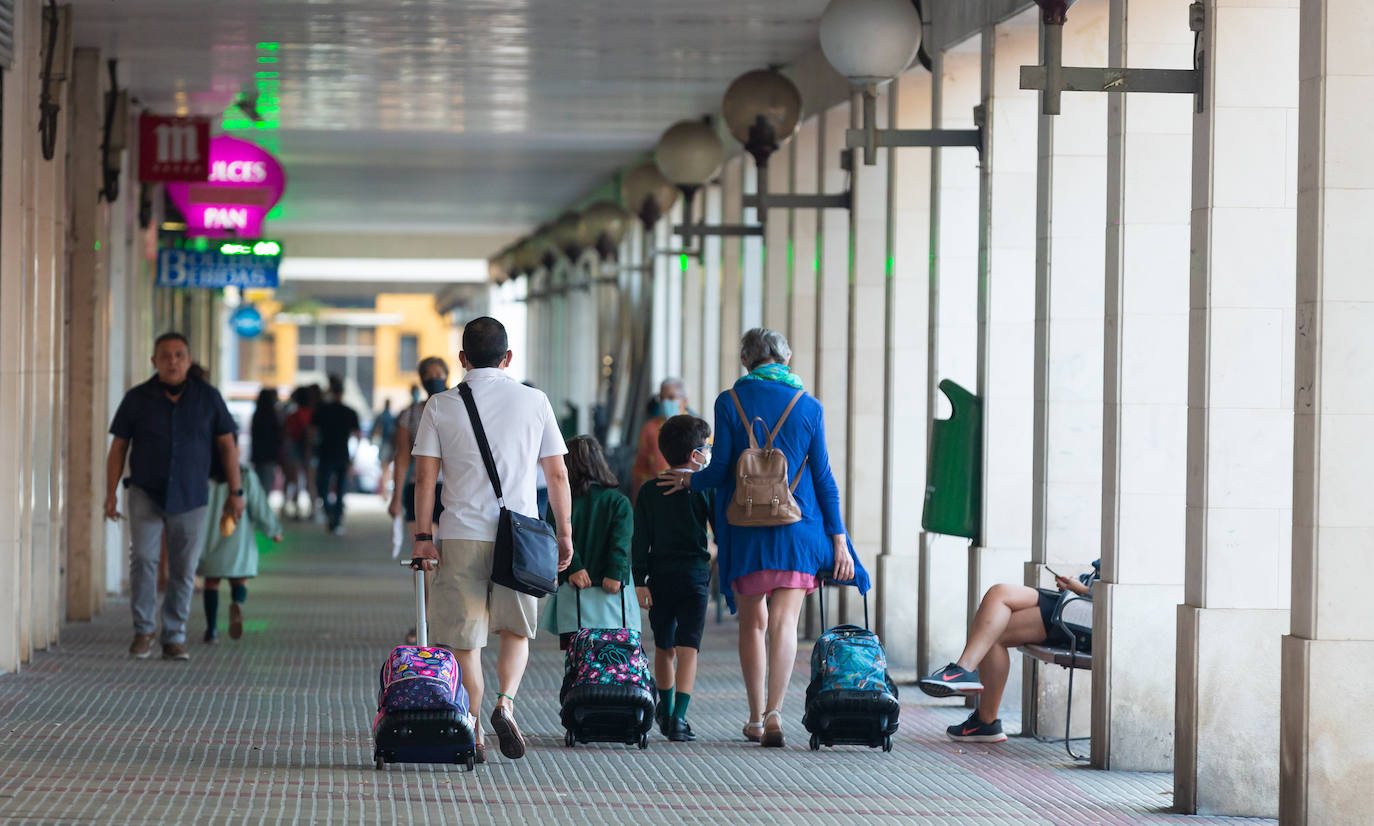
[{"left": 917, "top": 560, "right": 1100, "bottom": 743}]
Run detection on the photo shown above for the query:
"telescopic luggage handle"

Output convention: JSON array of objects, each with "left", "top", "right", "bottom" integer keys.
[
  {"left": 574, "top": 581, "right": 629, "bottom": 630},
  {"left": 402, "top": 558, "right": 430, "bottom": 647},
  {"left": 816, "top": 569, "right": 870, "bottom": 632}
]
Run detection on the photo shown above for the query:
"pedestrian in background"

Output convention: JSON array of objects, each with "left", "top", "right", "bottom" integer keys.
[
  {"left": 250, "top": 387, "right": 283, "bottom": 495},
  {"left": 311, "top": 375, "right": 360, "bottom": 536},
  {"left": 199, "top": 445, "right": 283, "bottom": 644},
  {"left": 105, "top": 332, "right": 243, "bottom": 662}
]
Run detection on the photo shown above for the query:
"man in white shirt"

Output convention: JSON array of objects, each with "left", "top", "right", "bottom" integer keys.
[{"left": 411, "top": 317, "right": 573, "bottom": 763}]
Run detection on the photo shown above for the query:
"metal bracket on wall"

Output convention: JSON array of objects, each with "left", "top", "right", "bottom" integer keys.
[
  {"left": 846, "top": 101, "right": 986, "bottom": 164},
  {"left": 1020, "top": 1, "right": 1205, "bottom": 116}
]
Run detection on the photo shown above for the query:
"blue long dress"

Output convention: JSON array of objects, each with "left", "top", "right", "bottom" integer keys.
[{"left": 687, "top": 379, "right": 870, "bottom": 612}]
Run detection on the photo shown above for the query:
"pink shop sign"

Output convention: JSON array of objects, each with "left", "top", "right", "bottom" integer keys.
[{"left": 164, "top": 136, "right": 286, "bottom": 239}]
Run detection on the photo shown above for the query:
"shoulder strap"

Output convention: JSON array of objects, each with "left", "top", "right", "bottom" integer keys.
[
  {"left": 727, "top": 388, "right": 760, "bottom": 450},
  {"left": 765, "top": 390, "right": 806, "bottom": 448},
  {"left": 458, "top": 383, "right": 504, "bottom": 507}
]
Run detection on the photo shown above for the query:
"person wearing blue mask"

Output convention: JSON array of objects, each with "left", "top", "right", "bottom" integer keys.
[{"left": 630, "top": 378, "right": 689, "bottom": 503}]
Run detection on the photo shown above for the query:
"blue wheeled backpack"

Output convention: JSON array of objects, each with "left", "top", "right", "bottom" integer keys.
[{"left": 802, "top": 573, "right": 900, "bottom": 752}]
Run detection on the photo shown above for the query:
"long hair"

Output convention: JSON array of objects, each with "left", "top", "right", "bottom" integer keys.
[
  {"left": 253, "top": 388, "right": 278, "bottom": 428},
  {"left": 564, "top": 435, "right": 618, "bottom": 498}
]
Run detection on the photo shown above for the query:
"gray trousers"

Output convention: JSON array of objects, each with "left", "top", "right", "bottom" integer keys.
[{"left": 127, "top": 486, "right": 209, "bottom": 643}]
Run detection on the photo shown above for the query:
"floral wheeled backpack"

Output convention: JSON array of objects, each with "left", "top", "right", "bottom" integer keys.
[{"left": 561, "top": 628, "right": 653, "bottom": 699}]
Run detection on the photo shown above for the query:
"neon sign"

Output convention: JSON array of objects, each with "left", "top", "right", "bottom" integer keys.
[{"left": 164, "top": 136, "right": 285, "bottom": 238}]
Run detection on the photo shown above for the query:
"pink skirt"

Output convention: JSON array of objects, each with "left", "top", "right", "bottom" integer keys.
[{"left": 732, "top": 569, "right": 820, "bottom": 596}]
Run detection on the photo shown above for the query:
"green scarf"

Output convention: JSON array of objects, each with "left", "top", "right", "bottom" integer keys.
[{"left": 736, "top": 363, "right": 804, "bottom": 390}]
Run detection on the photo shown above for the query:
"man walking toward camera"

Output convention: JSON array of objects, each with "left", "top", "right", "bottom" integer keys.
[
  {"left": 410, "top": 316, "right": 574, "bottom": 763},
  {"left": 106, "top": 332, "right": 243, "bottom": 661}
]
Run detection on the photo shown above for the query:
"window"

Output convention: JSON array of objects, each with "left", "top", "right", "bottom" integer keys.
[{"left": 399, "top": 334, "right": 418, "bottom": 375}]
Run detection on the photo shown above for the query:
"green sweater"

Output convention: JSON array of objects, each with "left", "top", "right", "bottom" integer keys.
[
  {"left": 546, "top": 485, "right": 633, "bottom": 586},
  {"left": 631, "top": 479, "right": 714, "bottom": 587}
]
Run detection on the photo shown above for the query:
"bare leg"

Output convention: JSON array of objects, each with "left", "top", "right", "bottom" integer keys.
[
  {"left": 453, "top": 647, "right": 484, "bottom": 742},
  {"left": 674, "top": 647, "right": 698, "bottom": 695},
  {"left": 655, "top": 648, "right": 676, "bottom": 691},
  {"left": 736, "top": 593, "right": 768, "bottom": 723},
  {"left": 764, "top": 588, "right": 807, "bottom": 713},
  {"left": 956, "top": 584, "right": 1042, "bottom": 671},
  {"left": 495, "top": 631, "right": 529, "bottom": 712},
  {"left": 977, "top": 606, "right": 1048, "bottom": 722}
]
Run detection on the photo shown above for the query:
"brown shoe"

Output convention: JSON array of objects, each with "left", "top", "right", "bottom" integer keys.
[
  {"left": 489, "top": 705, "right": 526, "bottom": 760},
  {"left": 161, "top": 642, "right": 190, "bottom": 661},
  {"left": 129, "top": 633, "right": 155, "bottom": 659},
  {"left": 229, "top": 603, "right": 244, "bottom": 640},
  {"left": 761, "top": 710, "right": 785, "bottom": 748}
]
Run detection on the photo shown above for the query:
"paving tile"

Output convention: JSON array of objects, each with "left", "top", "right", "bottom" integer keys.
[{"left": 0, "top": 504, "right": 1275, "bottom": 825}]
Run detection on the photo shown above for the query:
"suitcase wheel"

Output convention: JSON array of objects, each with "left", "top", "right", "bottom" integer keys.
[
  {"left": 638, "top": 733, "right": 648, "bottom": 750},
  {"left": 564, "top": 729, "right": 576, "bottom": 748},
  {"left": 374, "top": 756, "right": 386, "bottom": 771},
  {"left": 463, "top": 753, "right": 476, "bottom": 771},
  {"left": 809, "top": 733, "right": 820, "bottom": 751},
  {"left": 882, "top": 735, "right": 893, "bottom": 753}
]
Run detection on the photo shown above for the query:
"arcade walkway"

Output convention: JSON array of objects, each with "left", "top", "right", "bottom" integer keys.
[{"left": 0, "top": 503, "right": 1270, "bottom": 825}]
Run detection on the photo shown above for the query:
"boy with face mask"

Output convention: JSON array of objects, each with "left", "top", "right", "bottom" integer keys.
[{"left": 632, "top": 414, "right": 715, "bottom": 742}]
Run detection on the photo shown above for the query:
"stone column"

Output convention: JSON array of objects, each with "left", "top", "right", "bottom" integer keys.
[
  {"left": 1280, "top": 1, "right": 1374, "bottom": 821},
  {"left": 844, "top": 87, "right": 890, "bottom": 626},
  {"left": 66, "top": 48, "right": 108, "bottom": 622},
  {"left": 681, "top": 210, "right": 706, "bottom": 409},
  {"left": 762, "top": 141, "right": 792, "bottom": 333},
  {"left": 788, "top": 116, "right": 820, "bottom": 389},
  {"left": 880, "top": 71, "right": 933, "bottom": 675},
  {"left": 815, "top": 103, "right": 851, "bottom": 496},
  {"left": 977, "top": 14, "right": 1039, "bottom": 723},
  {"left": 717, "top": 156, "right": 744, "bottom": 387},
  {"left": 1094, "top": 0, "right": 1194, "bottom": 771},
  {"left": 1177, "top": 0, "right": 1298, "bottom": 817},
  {"left": 1028, "top": 0, "right": 1108, "bottom": 740},
  {"left": 701, "top": 185, "right": 723, "bottom": 400},
  {"left": 919, "top": 43, "right": 979, "bottom": 677},
  {"left": 741, "top": 163, "right": 764, "bottom": 332}
]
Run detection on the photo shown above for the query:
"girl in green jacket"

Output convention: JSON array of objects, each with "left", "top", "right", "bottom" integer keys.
[{"left": 199, "top": 455, "right": 282, "bottom": 643}]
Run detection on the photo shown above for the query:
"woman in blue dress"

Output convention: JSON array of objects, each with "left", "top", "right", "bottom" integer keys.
[{"left": 660, "top": 328, "right": 868, "bottom": 748}]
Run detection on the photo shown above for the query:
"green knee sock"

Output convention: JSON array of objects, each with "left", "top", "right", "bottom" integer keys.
[
  {"left": 673, "top": 692, "right": 691, "bottom": 720},
  {"left": 657, "top": 687, "right": 674, "bottom": 716}
]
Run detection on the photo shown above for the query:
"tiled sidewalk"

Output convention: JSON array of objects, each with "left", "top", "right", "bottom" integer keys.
[{"left": 0, "top": 504, "right": 1273, "bottom": 825}]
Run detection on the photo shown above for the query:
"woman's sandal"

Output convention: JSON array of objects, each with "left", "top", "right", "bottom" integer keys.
[
  {"left": 761, "top": 709, "right": 785, "bottom": 748},
  {"left": 489, "top": 693, "right": 526, "bottom": 760},
  {"left": 742, "top": 720, "right": 764, "bottom": 743}
]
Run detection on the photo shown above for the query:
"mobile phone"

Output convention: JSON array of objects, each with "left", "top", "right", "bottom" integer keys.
[{"left": 1044, "top": 565, "right": 1064, "bottom": 580}]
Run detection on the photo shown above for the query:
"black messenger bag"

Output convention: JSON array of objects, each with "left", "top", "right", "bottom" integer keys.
[{"left": 457, "top": 383, "right": 558, "bottom": 598}]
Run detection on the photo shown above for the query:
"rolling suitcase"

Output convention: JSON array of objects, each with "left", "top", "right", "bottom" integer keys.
[
  {"left": 802, "top": 573, "right": 900, "bottom": 752},
  {"left": 559, "top": 586, "right": 656, "bottom": 749},
  {"left": 372, "top": 559, "right": 477, "bottom": 771}
]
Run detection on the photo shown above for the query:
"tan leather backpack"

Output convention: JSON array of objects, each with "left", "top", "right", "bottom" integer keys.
[{"left": 725, "top": 388, "right": 809, "bottom": 527}]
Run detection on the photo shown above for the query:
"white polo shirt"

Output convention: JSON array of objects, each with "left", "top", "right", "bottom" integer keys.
[{"left": 412, "top": 368, "right": 567, "bottom": 542}]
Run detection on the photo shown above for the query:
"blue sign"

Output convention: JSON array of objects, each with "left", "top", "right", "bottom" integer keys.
[
  {"left": 156, "top": 247, "right": 280, "bottom": 289},
  {"left": 231, "top": 306, "right": 265, "bottom": 339}
]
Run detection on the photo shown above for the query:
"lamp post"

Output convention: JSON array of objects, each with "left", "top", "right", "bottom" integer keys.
[
  {"left": 1019, "top": 0, "right": 1203, "bottom": 116},
  {"left": 818, "top": 0, "right": 984, "bottom": 164}
]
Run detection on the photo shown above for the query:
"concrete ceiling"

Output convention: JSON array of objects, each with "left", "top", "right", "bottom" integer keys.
[{"left": 72, "top": 0, "right": 833, "bottom": 249}]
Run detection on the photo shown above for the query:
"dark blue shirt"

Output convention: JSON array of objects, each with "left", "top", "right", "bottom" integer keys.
[{"left": 109, "top": 377, "right": 237, "bottom": 514}]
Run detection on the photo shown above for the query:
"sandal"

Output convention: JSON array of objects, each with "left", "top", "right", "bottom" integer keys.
[
  {"left": 742, "top": 720, "right": 764, "bottom": 743},
  {"left": 489, "top": 694, "right": 526, "bottom": 760},
  {"left": 761, "top": 709, "right": 785, "bottom": 748}
]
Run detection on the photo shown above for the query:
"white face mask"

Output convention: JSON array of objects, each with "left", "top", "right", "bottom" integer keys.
[{"left": 691, "top": 446, "right": 711, "bottom": 471}]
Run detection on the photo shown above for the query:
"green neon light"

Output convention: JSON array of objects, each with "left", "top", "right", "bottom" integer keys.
[
  {"left": 257, "top": 56, "right": 278, "bottom": 64},
  {"left": 257, "top": 42, "right": 280, "bottom": 50},
  {"left": 219, "top": 240, "right": 282, "bottom": 257},
  {"left": 255, "top": 71, "right": 279, "bottom": 79},
  {"left": 93, "top": 240, "right": 100, "bottom": 251},
  {"left": 680, "top": 254, "right": 688, "bottom": 272}
]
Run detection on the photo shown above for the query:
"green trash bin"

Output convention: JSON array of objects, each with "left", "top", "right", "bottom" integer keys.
[{"left": 921, "top": 379, "right": 982, "bottom": 540}]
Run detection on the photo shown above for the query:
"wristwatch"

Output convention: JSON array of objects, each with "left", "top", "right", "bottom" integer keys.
[{"left": 232, "top": 488, "right": 245, "bottom": 497}]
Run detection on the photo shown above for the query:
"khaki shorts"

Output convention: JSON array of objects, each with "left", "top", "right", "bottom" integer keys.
[{"left": 428, "top": 538, "right": 539, "bottom": 650}]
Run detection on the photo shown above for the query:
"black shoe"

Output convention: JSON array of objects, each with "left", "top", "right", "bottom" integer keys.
[
  {"left": 946, "top": 711, "right": 1006, "bottom": 743},
  {"left": 918, "top": 663, "right": 984, "bottom": 698},
  {"left": 656, "top": 704, "right": 671, "bottom": 736},
  {"left": 667, "top": 716, "right": 696, "bottom": 742},
  {"left": 203, "top": 628, "right": 218, "bottom": 645}
]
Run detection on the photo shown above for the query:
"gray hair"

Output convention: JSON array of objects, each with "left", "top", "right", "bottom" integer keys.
[
  {"left": 660, "top": 377, "right": 684, "bottom": 394},
  {"left": 740, "top": 328, "right": 792, "bottom": 371}
]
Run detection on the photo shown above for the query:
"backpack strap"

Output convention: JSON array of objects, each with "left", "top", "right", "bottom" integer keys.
[
  {"left": 728, "top": 388, "right": 761, "bottom": 450},
  {"left": 788, "top": 456, "right": 810, "bottom": 492},
  {"left": 765, "top": 390, "right": 806, "bottom": 448}
]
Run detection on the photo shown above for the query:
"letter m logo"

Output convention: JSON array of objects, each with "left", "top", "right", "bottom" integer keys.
[{"left": 154, "top": 122, "right": 200, "bottom": 164}]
